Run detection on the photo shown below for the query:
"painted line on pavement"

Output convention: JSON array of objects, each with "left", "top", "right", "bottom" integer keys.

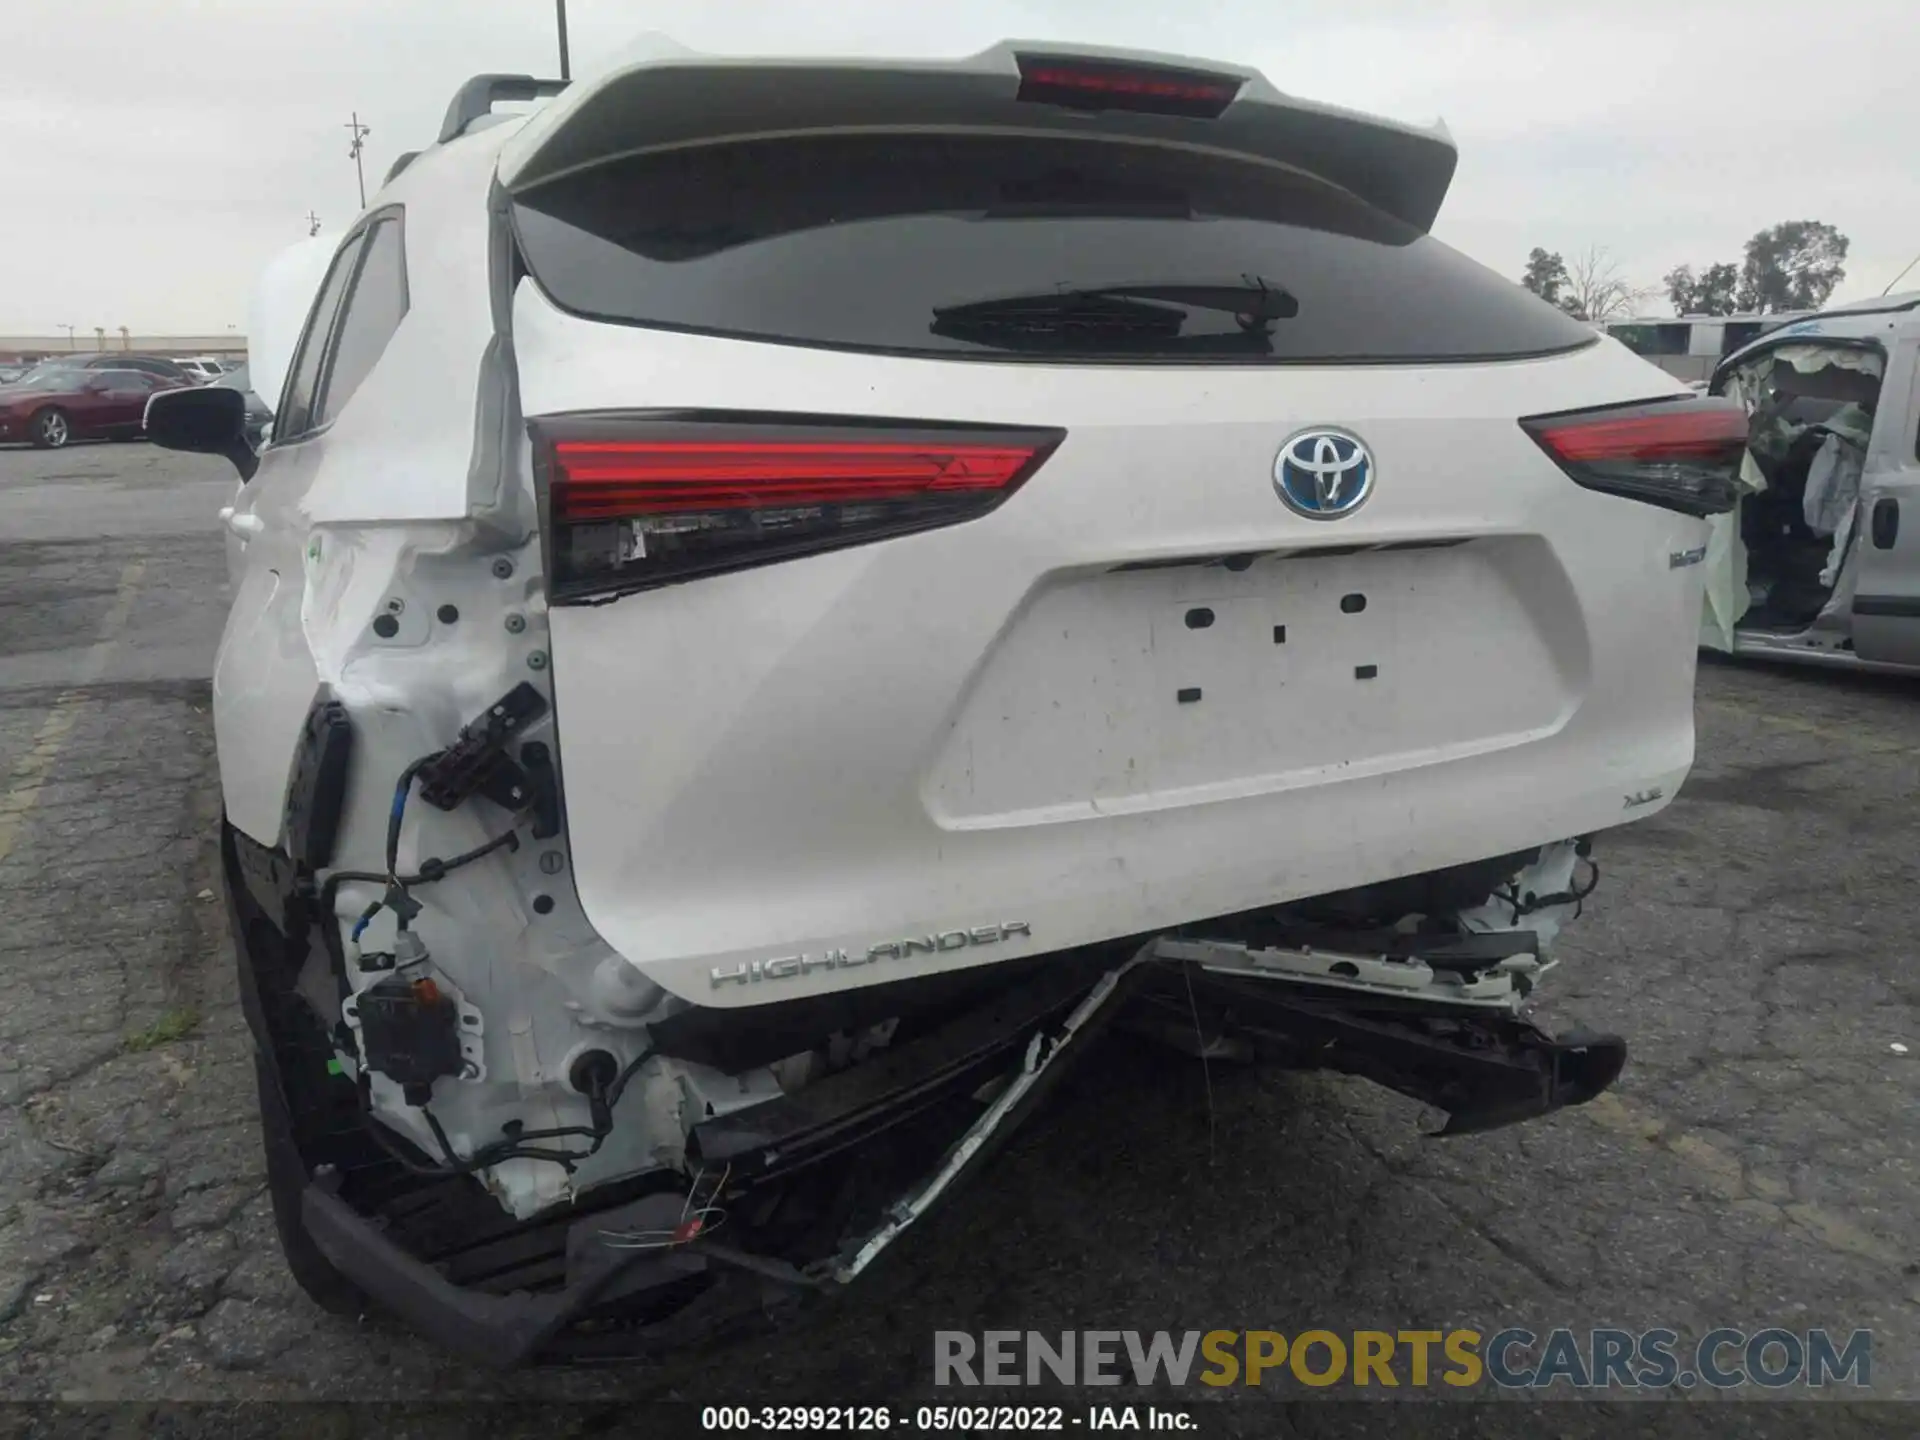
[{"left": 0, "top": 560, "right": 145, "bottom": 867}]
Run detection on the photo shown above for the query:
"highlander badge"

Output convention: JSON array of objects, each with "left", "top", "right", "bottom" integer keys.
[{"left": 712, "top": 921, "right": 1033, "bottom": 988}]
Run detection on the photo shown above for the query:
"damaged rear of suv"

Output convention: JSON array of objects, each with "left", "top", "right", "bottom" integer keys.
[{"left": 148, "top": 37, "right": 1737, "bottom": 1365}]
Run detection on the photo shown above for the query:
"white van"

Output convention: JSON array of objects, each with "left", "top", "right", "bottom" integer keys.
[{"left": 1700, "top": 293, "right": 1920, "bottom": 673}]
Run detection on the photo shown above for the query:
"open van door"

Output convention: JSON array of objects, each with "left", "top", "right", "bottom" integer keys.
[{"left": 1851, "top": 334, "right": 1920, "bottom": 666}]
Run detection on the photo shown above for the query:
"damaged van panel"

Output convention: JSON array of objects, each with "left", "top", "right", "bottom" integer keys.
[{"left": 1701, "top": 335, "right": 1889, "bottom": 654}]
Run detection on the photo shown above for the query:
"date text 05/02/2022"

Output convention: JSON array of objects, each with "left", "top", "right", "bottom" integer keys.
[{"left": 700, "top": 1405, "right": 1192, "bottom": 1431}]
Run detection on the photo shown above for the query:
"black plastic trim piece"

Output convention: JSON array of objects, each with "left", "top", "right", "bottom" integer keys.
[
  {"left": 283, "top": 694, "right": 354, "bottom": 870},
  {"left": 1872, "top": 497, "right": 1900, "bottom": 550},
  {"left": 417, "top": 683, "right": 551, "bottom": 812},
  {"left": 518, "top": 741, "right": 562, "bottom": 840},
  {"left": 1854, "top": 594, "right": 1920, "bottom": 618}
]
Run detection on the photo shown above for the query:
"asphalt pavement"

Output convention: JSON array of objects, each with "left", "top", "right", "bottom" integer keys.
[{"left": 1, "top": 441, "right": 1917, "bottom": 1431}]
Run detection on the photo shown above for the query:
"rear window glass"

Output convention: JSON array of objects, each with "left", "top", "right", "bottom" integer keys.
[{"left": 510, "top": 133, "right": 1595, "bottom": 365}]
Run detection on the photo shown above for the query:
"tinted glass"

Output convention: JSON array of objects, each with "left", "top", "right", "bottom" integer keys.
[
  {"left": 276, "top": 230, "right": 369, "bottom": 439},
  {"left": 314, "top": 216, "right": 407, "bottom": 426},
  {"left": 18, "top": 369, "right": 88, "bottom": 392},
  {"left": 512, "top": 133, "right": 1595, "bottom": 365}
]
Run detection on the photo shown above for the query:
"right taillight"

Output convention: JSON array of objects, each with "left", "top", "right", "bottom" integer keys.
[
  {"left": 532, "top": 415, "right": 1063, "bottom": 603},
  {"left": 1520, "top": 395, "right": 1749, "bottom": 517}
]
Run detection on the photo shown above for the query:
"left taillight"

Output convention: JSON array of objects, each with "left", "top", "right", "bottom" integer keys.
[
  {"left": 532, "top": 417, "right": 1064, "bottom": 602},
  {"left": 1519, "top": 394, "right": 1750, "bottom": 518}
]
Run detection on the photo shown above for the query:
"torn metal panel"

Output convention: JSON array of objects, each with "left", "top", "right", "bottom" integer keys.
[
  {"left": 1765, "top": 344, "right": 1885, "bottom": 380},
  {"left": 1156, "top": 933, "right": 1539, "bottom": 1010},
  {"left": 831, "top": 947, "right": 1155, "bottom": 1284}
]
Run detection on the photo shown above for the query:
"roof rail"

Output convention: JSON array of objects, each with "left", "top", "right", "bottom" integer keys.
[
  {"left": 438, "top": 74, "right": 570, "bottom": 145},
  {"left": 382, "top": 151, "right": 421, "bottom": 187}
]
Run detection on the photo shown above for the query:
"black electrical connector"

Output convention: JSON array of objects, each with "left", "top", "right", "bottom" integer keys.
[
  {"left": 358, "top": 973, "right": 465, "bottom": 1107},
  {"left": 416, "top": 683, "right": 550, "bottom": 813}
]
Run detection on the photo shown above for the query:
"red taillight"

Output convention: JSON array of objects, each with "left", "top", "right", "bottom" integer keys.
[
  {"left": 1520, "top": 396, "right": 1749, "bottom": 518},
  {"left": 1015, "top": 55, "right": 1243, "bottom": 119},
  {"left": 536, "top": 418, "right": 1062, "bottom": 601}
]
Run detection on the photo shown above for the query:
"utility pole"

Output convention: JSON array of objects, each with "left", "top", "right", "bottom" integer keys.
[
  {"left": 1883, "top": 246, "right": 1920, "bottom": 297},
  {"left": 59, "top": 324, "right": 76, "bottom": 350},
  {"left": 344, "top": 112, "right": 371, "bottom": 209},
  {"left": 555, "top": 0, "right": 571, "bottom": 79},
  {"left": 306, "top": 210, "right": 322, "bottom": 237}
]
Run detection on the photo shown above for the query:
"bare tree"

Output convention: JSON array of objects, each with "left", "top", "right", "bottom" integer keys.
[{"left": 1558, "top": 245, "right": 1657, "bottom": 325}]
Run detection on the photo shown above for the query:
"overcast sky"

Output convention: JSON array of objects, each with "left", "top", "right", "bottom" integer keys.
[{"left": 2, "top": 0, "right": 1916, "bottom": 335}]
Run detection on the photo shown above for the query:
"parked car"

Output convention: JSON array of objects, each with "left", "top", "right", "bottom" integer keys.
[
  {"left": 0, "top": 365, "right": 191, "bottom": 447},
  {"left": 146, "top": 39, "right": 1736, "bottom": 1365},
  {"left": 1, "top": 352, "right": 198, "bottom": 389},
  {"left": 1699, "top": 295, "right": 1920, "bottom": 673},
  {"left": 177, "top": 356, "right": 235, "bottom": 383},
  {"left": 0, "top": 363, "right": 28, "bottom": 385},
  {"left": 209, "top": 361, "right": 273, "bottom": 448}
]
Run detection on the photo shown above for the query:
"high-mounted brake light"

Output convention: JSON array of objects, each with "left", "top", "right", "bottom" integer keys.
[
  {"left": 1520, "top": 396, "right": 1749, "bottom": 518},
  {"left": 1014, "top": 55, "right": 1243, "bottom": 119},
  {"left": 535, "top": 418, "right": 1063, "bottom": 601}
]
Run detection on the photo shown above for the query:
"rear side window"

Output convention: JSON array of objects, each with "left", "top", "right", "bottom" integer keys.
[
  {"left": 510, "top": 133, "right": 1595, "bottom": 365},
  {"left": 277, "top": 230, "right": 368, "bottom": 438},
  {"left": 314, "top": 215, "right": 408, "bottom": 427}
]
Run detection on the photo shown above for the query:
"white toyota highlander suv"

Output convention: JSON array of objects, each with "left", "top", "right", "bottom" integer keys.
[{"left": 147, "top": 38, "right": 1741, "bottom": 1364}]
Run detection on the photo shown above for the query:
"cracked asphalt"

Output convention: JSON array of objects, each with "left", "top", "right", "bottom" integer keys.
[{"left": 1, "top": 442, "right": 1916, "bottom": 1430}]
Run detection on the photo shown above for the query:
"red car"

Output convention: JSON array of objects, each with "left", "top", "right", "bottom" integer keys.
[{"left": 0, "top": 366, "right": 192, "bottom": 448}]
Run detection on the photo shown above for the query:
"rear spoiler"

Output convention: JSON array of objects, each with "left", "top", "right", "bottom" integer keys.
[
  {"left": 440, "top": 74, "right": 571, "bottom": 144},
  {"left": 496, "top": 38, "right": 1459, "bottom": 234}
]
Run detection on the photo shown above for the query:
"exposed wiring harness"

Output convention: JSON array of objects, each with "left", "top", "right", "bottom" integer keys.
[
  {"left": 597, "top": 1163, "right": 733, "bottom": 1250},
  {"left": 1494, "top": 849, "right": 1601, "bottom": 928},
  {"left": 311, "top": 747, "right": 568, "bottom": 1174},
  {"left": 356, "top": 1045, "right": 656, "bottom": 1179},
  {"left": 343, "top": 751, "right": 453, "bottom": 945}
]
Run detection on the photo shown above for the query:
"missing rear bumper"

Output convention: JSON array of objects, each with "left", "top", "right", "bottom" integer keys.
[
  {"left": 1141, "top": 946, "right": 1625, "bottom": 1137},
  {"left": 285, "top": 934, "right": 1622, "bottom": 1365}
]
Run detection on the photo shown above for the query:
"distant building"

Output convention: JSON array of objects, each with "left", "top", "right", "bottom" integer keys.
[
  {"left": 1603, "top": 311, "right": 1813, "bottom": 384},
  {"left": 0, "top": 334, "right": 246, "bottom": 363}
]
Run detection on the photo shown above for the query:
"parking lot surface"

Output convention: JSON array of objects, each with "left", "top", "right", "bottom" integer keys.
[{"left": 1, "top": 442, "right": 1917, "bottom": 1425}]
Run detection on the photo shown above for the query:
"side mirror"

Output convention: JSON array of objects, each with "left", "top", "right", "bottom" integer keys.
[{"left": 145, "top": 386, "right": 258, "bottom": 481}]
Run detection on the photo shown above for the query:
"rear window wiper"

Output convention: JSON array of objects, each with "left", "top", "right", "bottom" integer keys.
[{"left": 930, "top": 276, "right": 1299, "bottom": 355}]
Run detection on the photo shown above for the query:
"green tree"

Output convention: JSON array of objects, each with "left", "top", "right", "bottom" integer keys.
[
  {"left": 1735, "top": 221, "right": 1849, "bottom": 313},
  {"left": 1520, "top": 247, "right": 1570, "bottom": 307},
  {"left": 1663, "top": 262, "right": 1739, "bottom": 316}
]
